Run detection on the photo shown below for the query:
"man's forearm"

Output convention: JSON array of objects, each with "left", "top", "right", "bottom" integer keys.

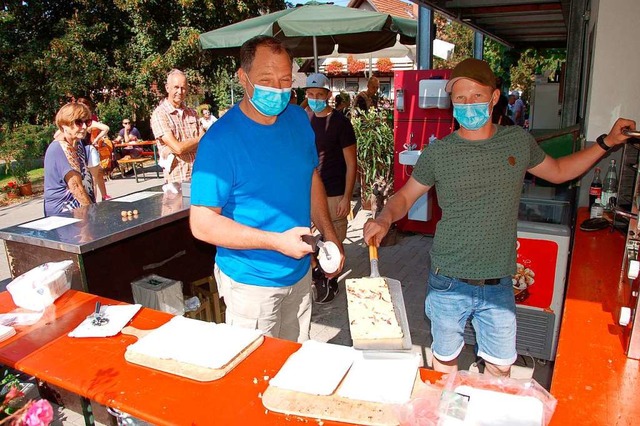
[
  {"left": 311, "top": 172, "right": 341, "bottom": 247},
  {"left": 162, "top": 135, "right": 201, "bottom": 155},
  {"left": 377, "top": 192, "right": 413, "bottom": 229},
  {"left": 191, "top": 209, "right": 281, "bottom": 250}
]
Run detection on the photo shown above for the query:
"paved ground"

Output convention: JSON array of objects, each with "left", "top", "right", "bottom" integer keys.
[{"left": 0, "top": 169, "right": 552, "bottom": 425}]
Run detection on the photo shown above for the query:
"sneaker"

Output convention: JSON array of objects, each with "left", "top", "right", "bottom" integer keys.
[
  {"left": 312, "top": 275, "right": 338, "bottom": 304},
  {"left": 102, "top": 195, "right": 113, "bottom": 201}
]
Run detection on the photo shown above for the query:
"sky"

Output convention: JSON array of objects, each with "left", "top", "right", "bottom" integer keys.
[{"left": 329, "top": 1, "right": 350, "bottom": 6}]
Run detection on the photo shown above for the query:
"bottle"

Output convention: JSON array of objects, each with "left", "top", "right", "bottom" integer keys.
[
  {"left": 590, "top": 197, "right": 604, "bottom": 219},
  {"left": 588, "top": 167, "right": 602, "bottom": 209},
  {"left": 601, "top": 159, "right": 618, "bottom": 210}
]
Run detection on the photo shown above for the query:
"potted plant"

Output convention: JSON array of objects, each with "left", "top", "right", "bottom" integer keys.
[
  {"left": 2, "top": 182, "right": 21, "bottom": 199},
  {"left": 11, "top": 160, "right": 32, "bottom": 196},
  {"left": 352, "top": 108, "right": 394, "bottom": 214}
]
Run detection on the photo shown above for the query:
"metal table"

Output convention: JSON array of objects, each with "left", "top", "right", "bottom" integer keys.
[{"left": 0, "top": 186, "right": 215, "bottom": 302}]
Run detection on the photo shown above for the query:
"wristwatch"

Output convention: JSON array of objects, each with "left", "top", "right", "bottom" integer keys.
[{"left": 596, "top": 133, "right": 611, "bottom": 151}]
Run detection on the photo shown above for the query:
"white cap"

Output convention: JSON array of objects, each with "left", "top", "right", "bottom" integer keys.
[{"left": 304, "top": 73, "right": 330, "bottom": 91}]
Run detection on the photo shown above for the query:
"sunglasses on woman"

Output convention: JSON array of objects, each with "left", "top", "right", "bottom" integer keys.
[{"left": 73, "top": 119, "right": 93, "bottom": 127}]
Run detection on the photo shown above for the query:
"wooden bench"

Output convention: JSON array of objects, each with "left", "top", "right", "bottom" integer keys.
[{"left": 116, "top": 158, "right": 148, "bottom": 183}]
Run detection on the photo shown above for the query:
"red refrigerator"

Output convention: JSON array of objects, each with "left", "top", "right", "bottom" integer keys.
[{"left": 393, "top": 69, "right": 454, "bottom": 235}]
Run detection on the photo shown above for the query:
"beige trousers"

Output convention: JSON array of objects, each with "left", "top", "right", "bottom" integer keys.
[
  {"left": 214, "top": 265, "right": 312, "bottom": 343},
  {"left": 327, "top": 195, "right": 348, "bottom": 243}
]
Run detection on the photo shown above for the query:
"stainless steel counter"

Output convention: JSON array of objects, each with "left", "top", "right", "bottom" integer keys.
[
  {"left": 0, "top": 186, "right": 215, "bottom": 302},
  {"left": 0, "top": 186, "right": 188, "bottom": 254}
]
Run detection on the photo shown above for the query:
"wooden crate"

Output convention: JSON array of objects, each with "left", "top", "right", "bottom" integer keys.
[
  {"left": 189, "top": 276, "right": 225, "bottom": 324},
  {"left": 184, "top": 288, "right": 213, "bottom": 322}
]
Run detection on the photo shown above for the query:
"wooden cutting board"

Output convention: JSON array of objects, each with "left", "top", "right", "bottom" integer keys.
[
  {"left": 262, "top": 374, "right": 427, "bottom": 426},
  {"left": 122, "top": 326, "right": 264, "bottom": 382}
]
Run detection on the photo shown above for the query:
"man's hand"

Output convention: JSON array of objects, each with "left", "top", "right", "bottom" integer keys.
[
  {"left": 278, "top": 227, "right": 315, "bottom": 259},
  {"left": 605, "top": 118, "right": 637, "bottom": 147},
  {"left": 335, "top": 196, "right": 350, "bottom": 218},
  {"left": 363, "top": 218, "right": 391, "bottom": 247}
]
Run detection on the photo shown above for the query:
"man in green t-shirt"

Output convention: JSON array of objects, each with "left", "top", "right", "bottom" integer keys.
[{"left": 364, "top": 58, "right": 635, "bottom": 377}]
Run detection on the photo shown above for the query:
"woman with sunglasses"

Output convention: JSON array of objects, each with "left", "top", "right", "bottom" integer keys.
[{"left": 43, "top": 103, "right": 96, "bottom": 216}]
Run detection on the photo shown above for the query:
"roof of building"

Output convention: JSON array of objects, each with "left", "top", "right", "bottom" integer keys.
[{"left": 347, "top": 0, "right": 417, "bottom": 20}]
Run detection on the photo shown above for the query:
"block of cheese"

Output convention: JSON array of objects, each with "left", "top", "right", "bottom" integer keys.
[{"left": 346, "top": 277, "right": 404, "bottom": 348}]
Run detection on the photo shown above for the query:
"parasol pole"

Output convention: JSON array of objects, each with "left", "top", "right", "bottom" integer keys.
[{"left": 313, "top": 35, "right": 318, "bottom": 72}]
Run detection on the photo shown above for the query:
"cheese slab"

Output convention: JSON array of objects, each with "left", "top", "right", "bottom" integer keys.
[
  {"left": 346, "top": 277, "right": 405, "bottom": 349},
  {"left": 269, "top": 340, "right": 356, "bottom": 395},
  {"left": 124, "top": 316, "right": 263, "bottom": 381}
]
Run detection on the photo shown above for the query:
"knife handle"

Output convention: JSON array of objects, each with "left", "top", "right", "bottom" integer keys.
[{"left": 369, "top": 244, "right": 378, "bottom": 261}]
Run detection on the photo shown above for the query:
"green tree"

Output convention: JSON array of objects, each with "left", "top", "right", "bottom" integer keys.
[{"left": 0, "top": 0, "right": 286, "bottom": 130}]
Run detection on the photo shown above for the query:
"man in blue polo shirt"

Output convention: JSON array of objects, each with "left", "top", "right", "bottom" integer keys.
[{"left": 190, "top": 36, "right": 344, "bottom": 342}]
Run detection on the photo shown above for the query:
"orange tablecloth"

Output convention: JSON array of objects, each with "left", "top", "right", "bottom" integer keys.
[
  {"left": 550, "top": 208, "right": 640, "bottom": 425},
  {"left": 0, "top": 290, "right": 440, "bottom": 425}
]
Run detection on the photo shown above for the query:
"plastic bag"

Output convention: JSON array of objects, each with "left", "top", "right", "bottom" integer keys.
[
  {"left": 6, "top": 261, "right": 72, "bottom": 311},
  {"left": 438, "top": 371, "right": 556, "bottom": 426},
  {"left": 395, "top": 371, "right": 557, "bottom": 426},
  {"left": 395, "top": 377, "right": 446, "bottom": 426}
]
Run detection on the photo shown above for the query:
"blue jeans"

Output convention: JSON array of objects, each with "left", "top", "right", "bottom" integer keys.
[{"left": 425, "top": 270, "right": 517, "bottom": 366}]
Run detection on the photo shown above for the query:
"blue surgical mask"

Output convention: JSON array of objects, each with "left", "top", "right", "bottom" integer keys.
[
  {"left": 453, "top": 101, "right": 491, "bottom": 131},
  {"left": 247, "top": 77, "right": 291, "bottom": 117},
  {"left": 308, "top": 98, "right": 327, "bottom": 113}
]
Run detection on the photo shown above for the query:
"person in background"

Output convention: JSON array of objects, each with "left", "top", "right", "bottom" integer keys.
[
  {"left": 363, "top": 57, "right": 636, "bottom": 377},
  {"left": 114, "top": 118, "right": 144, "bottom": 160},
  {"left": 151, "top": 69, "right": 203, "bottom": 183},
  {"left": 492, "top": 94, "right": 515, "bottom": 126},
  {"left": 190, "top": 35, "right": 344, "bottom": 342},
  {"left": 289, "top": 89, "right": 298, "bottom": 105},
  {"left": 354, "top": 76, "right": 380, "bottom": 112},
  {"left": 44, "top": 103, "right": 96, "bottom": 216},
  {"left": 199, "top": 108, "right": 217, "bottom": 131},
  {"left": 508, "top": 92, "right": 526, "bottom": 127},
  {"left": 304, "top": 73, "right": 357, "bottom": 303},
  {"left": 74, "top": 98, "right": 111, "bottom": 201},
  {"left": 115, "top": 118, "right": 142, "bottom": 143},
  {"left": 334, "top": 92, "right": 350, "bottom": 116}
]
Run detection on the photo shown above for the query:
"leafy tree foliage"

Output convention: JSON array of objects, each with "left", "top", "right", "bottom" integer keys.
[
  {"left": 0, "top": 0, "right": 285, "bottom": 133},
  {"left": 432, "top": 15, "right": 566, "bottom": 104}
]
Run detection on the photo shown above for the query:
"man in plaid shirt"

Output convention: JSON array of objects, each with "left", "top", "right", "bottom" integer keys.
[{"left": 151, "top": 69, "right": 204, "bottom": 183}]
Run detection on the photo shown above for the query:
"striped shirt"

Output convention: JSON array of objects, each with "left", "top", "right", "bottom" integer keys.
[{"left": 150, "top": 99, "right": 202, "bottom": 183}]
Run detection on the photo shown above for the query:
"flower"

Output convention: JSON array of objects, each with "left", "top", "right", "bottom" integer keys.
[
  {"left": 1, "top": 182, "right": 20, "bottom": 195},
  {"left": 23, "top": 399, "right": 54, "bottom": 426},
  {"left": 0, "top": 371, "right": 53, "bottom": 426}
]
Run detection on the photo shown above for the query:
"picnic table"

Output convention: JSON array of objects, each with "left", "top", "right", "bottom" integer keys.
[{"left": 113, "top": 140, "right": 160, "bottom": 180}]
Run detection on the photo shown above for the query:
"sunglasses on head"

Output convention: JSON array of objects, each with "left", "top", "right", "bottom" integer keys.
[{"left": 73, "top": 119, "right": 93, "bottom": 127}]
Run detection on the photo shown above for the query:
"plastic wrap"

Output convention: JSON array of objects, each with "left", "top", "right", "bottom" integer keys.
[
  {"left": 396, "top": 371, "right": 557, "bottom": 426},
  {"left": 6, "top": 260, "right": 72, "bottom": 311}
]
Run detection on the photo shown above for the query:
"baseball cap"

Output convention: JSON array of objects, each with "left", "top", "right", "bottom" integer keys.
[
  {"left": 445, "top": 58, "right": 497, "bottom": 93},
  {"left": 304, "top": 73, "right": 330, "bottom": 91}
]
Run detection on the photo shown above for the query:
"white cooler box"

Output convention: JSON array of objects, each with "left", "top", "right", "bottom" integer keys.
[{"left": 131, "top": 274, "right": 185, "bottom": 316}]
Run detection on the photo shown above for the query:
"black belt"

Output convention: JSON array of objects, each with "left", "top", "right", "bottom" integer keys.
[
  {"left": 459, "top": 277, "right": 501, "bottom": 286},
  {"left": 433, "top": 268, "right": 501, "bottom": 286}
]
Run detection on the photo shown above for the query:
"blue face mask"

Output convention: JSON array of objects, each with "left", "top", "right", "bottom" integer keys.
[
  {"left": 247, "top": 77, "right": 291, "bottom": 117},
  {"left": 453, "top": 101, "right": 491, "bottom": 131},
  {"left": 308, "top": 98, "right": 327, "bottom": 113}
]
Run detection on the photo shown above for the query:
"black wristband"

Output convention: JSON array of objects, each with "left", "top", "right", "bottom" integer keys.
[{"left": 596, "top": 133, "right": 611, "bottom": 151}]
